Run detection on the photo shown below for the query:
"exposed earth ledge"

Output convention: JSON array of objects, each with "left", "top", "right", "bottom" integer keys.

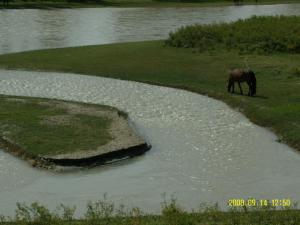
[{"left": 0, "top": 96, "right": 151, "bottom": 170}]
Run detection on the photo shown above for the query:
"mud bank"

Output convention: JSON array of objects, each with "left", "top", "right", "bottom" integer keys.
[
  {"left": 0, "top": 136, "right": 51, "bottom": 169},
  {"left": 44, "top": 143, "right": 151, "bottom": 167},
  {"left": 0, "top": 138, "right": 151, "bottom": 171},
  {"left": 0, "top": 136, "right": 150, "bottom": 169}
]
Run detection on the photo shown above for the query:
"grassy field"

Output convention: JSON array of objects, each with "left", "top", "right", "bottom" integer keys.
[
  {"left": 0, "top": 199, "right": 299, "bottom": 225},
  {"left": 0, "top": 40, "right": 299, "bottom": 150},
  {"left": 1, "top": 0, "right": 300, "bottom": 9},
  {"left": 0, "top": 95, "right": 114, "bottom": 157}
]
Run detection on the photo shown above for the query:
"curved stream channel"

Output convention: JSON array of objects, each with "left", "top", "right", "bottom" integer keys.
[
  {"left": 0, "top": 3, "right": 300, "bottom": 216},
  {"left": 0, "top": 70, "right": 299, "bottom": 215}
]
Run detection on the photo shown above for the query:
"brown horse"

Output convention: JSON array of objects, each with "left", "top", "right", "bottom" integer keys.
[{"left": 227, "top": 69, "right": 256, "bottom": 96}]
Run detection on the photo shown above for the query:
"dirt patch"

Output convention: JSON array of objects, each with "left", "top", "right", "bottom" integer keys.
[
  {"left": 40, "top": 115, "right": 77, "bottom": 126},
  {"left": 4, "top": 97, "right": 27, "bottom": 103},
  {"left": 44, "top": 110, "right": 146, "bottom": 160},
  {"left": 38, "top": 100, "right": 113, "bottom": 117}
]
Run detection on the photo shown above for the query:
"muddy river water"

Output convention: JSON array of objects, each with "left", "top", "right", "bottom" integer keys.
[
  {"left": 0, "top": 4, "right": 300, "bottom": 216},
  {"left": 0, "top": 70, "right": 299, "bottom": 216}
]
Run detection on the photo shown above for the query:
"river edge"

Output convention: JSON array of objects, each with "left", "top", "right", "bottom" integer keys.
[
  {"left": 1, "top": 0, "right": 300, "bottom": 9},
  {"left": 0, "top": 136, "right": 151, "bottom": 171},
  {"left": 0, "top": 96, "right": 151, "bottom": 171}
]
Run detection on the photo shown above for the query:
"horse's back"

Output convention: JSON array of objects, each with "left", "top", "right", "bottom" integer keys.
[{"left": 229, "top": 69, "right": 244, "bottom": 80}]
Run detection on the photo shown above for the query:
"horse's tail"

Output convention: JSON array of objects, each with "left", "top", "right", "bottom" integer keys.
[{"left": 249, "top": 71, "right": 256, "bottom": 95}]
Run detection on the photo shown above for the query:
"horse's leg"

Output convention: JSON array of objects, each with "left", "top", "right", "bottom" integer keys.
[
  {"left": 238, "top": 81, "right": 243, "bottom": 95},
  {"left": 246, "top": 81, "right": 251, "bottom": 96},
  {"left": 232, "top": 82, "right": 235, "bottom": 93},
  {"left": 228, "top": 80, "right": 232, "bottom": 93}
]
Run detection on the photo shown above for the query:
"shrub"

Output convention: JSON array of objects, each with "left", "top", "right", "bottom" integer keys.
[{"left": 166, "top": 16, "right": 300, "bottom": 54}]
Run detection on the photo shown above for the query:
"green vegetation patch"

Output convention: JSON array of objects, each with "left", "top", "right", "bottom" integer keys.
[
  {"left": 0, "top": 199, "right": 299, "bottom": 225},
  {"left": 166, "top": 16, "right": 300, "bottom": 54},
  {"left": 0, "top": 95, "right": 113, "bottom": 156}
]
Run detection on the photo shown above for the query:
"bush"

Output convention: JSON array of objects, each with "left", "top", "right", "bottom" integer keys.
[{"left": 166, "top": 16, "right": 300, "bottom": 54}]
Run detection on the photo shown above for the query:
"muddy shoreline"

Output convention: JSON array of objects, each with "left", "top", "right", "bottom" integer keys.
[
  {"left": 43, "top": 143, "right": 151, "bottom": 167},
  {"left": 0, "top": 134, "right": 151, "bottom": 170}
]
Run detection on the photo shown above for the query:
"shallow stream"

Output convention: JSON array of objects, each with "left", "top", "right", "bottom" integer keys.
[{"left": 0, "top": 70, "right": 299, "bottom": 215}]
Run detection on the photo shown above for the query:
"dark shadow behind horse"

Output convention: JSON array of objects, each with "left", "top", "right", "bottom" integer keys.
[{"left": 228, "top": 69, "right": 256, "bottom": 96}]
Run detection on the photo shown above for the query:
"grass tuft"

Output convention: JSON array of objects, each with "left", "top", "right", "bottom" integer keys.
[{"left": 0, "top": 198, "right": 299, "bottom": 225}]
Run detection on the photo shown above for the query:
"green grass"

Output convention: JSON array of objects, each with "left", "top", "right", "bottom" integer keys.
[
  {"left": 1, "top": 0, "right": 300, "bottom": 9},
  {"left": 0, "top": 95, "right": 113, "bottom": 156},
  {"left": 0, "top": 40, "right": 299, "bottom": 150},
  {"left": 166, "top": 16, "right": 300, "bottom": 54},
  {"left": 0, "top": 198, "right": 299, "bottom": 225}
]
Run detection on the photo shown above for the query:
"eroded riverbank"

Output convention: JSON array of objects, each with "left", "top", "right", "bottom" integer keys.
[
  {"left": 0, "top": 69, "right": 299, "bottom": 216},
  {"left": 0, "top": 96, "right": 150, "bottom": 169}
]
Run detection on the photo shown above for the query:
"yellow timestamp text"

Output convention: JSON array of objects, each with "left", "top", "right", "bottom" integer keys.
[{"left": 228, "top": 198, "right": 291, "bottom": 207}]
